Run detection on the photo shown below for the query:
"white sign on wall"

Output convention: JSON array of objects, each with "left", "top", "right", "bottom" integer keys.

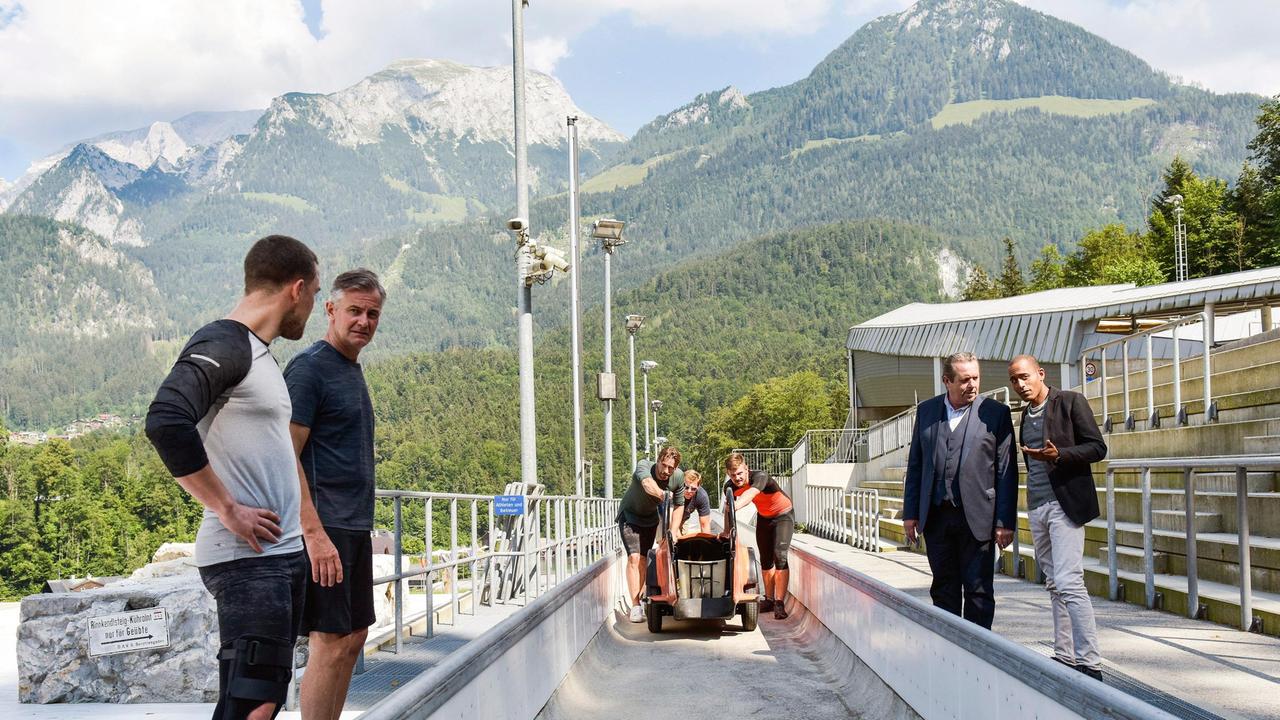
[{"left": 87, "top": 608, "right": 170, "bottom": 657}]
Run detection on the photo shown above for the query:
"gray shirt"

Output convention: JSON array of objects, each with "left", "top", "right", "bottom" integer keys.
[
  {"left": 1022, "top": 401, "right": 1055, "bottom": 511},
  {"left": 146, "top": 320, "right": 302, "bottom": 566}
]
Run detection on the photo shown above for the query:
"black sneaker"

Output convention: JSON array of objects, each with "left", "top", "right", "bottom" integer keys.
[
  {"left": 1076, "top": 665, "right": 1103, "bottom": 682},
  {"left": 1051, "top": 656, "right": 1076, "bottom": 670},
  {"left": 774, "top": 604, "right": 789, "bottom": 620},
  {"left": 759, "top": 597, "right": 775, "bottom": 613}
]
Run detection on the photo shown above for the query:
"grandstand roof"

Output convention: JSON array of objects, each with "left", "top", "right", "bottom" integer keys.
[{"left": 847, "top": 266, "right": 1280, "bottom": 364}]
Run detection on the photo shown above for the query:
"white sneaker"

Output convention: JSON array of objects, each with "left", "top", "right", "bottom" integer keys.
[{"left": 629, "top": 604, "right": 644, "bottom": 623}]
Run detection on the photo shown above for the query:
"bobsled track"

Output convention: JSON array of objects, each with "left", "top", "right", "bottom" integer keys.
[{"left": 357, "top": 536, "right": 1176, "bottom": 720}]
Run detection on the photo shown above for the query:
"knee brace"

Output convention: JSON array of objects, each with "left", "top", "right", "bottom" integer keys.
[{"left": 215, "top": 635, "right": 294, "bottom": 720}]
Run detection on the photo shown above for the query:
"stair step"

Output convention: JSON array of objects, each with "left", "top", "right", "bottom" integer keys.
[
  {"left": 1152, "top": 510, "right": 1223, "bottom": 533},
  {"left": 1244, "top": 435, "right": 1280, "bottom": 454},
  {"left": 1098, "top": 545, "right": 1169, "bottom": 575},
  {"left": 1196, "top": 471, "right": 1277, "bottom": 493}
]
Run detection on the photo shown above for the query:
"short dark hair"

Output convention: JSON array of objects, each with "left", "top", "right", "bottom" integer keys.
[
  {"left": 658, "top": 445, "right": 682, "bottom": 466},
  {"left": 244, "top": 235, "right": 318, "bottom": 293},
  {"left": 942, "top": 352, "right": 978, "bottom": 380},
  {"left": 331, "top": 268, "right": 386, "bottom": 302}
]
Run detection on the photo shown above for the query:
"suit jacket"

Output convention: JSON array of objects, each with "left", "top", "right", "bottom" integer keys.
[
  {"left": 903, "top": 395, "right": 1018, "bottom": 540},
  {"left": 1018, "top": 386, "right": 1107, "bottom": 525}
]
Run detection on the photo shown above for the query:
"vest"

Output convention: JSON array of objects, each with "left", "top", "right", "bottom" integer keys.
[{"left": 933, "top": 405, "right": 971, "bottom": 506}]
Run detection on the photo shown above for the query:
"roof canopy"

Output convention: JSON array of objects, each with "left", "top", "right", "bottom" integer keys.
[{"left": 847, "top": 267, "right": 1280, "bottom": 365}]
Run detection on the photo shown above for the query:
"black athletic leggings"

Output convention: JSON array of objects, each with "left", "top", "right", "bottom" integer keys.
[{"left": 756, "top": 510, "right": 795, "bottom": 571}]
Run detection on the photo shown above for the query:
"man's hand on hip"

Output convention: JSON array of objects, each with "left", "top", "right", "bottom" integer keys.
[{"left": 219, "top": 503, "right": 282, "bottom": 553}]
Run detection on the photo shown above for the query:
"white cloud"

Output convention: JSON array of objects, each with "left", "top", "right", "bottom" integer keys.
[
  {"left": 1014, "top": 0, "right": 1280, "bottom": 97},
  {"left": 1, "top": 0, "right": 1277, "bottom": 179}
]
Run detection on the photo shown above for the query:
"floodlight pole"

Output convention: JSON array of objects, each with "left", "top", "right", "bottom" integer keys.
[
  {"left": 511, "top": 0, "right": 536, "bottom": 488},
  {"left": 567, "top": 116, "right": 585, "bottom": 496},
  {"left": 628, "top": 331, "right": 638, "bottom": 468},
  {"left": 603, "top": 244, "right": 614, "bottom": 499},
  {"left": 642, "top": 365, "right": 652, "bottom": 458}
]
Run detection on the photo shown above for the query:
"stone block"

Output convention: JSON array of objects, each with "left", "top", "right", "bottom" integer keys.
[{"left": 18, "top": 573, "right": 218, "bottom": 704}]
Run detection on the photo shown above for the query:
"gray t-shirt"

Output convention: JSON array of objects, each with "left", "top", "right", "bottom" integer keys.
[
  {"left": 146, "top": 320, "right": 302, "bottom": 566},
  {"left": 617, "top": 460, "right": 686, "bottom": 527},
  {"left": 285, "top": 341, "right": 376, "bottom": 531},
  {"left": 679, "top": 486, "right": 711, "bottom": 533},
  {"left": 1023, "top": 402, "right": 1055, "bottom": 511}
]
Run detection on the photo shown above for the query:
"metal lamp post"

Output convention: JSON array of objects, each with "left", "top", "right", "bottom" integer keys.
[
  {"left": 640, "top": 360, "right": 657, "bottom": 459},
  {"left": 651, "top": 399, "right": 663, "bottom": 452},
  {"left": 1168, "top": 193, "right": 1188, "bottom": 282},
  {"left": 567, "top": 116, "right": 585, "bottom": 496},
  {"left": 593, "top": 218, "right": 627, "bottom": 498},
  {"left": 625, "top": 314, "right": 645, "bottom": 469},
  {"left": 509, "top": 0, "right": 536, "bottom": 488}
]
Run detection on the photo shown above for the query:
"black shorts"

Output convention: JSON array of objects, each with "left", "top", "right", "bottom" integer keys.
[
  {"left": 618, "top": 520, "right": 658, "bottom": 557},
  {"left": 199, "top": 551, "right": 307, "bottom": 696},
  {"left": 756, "top": 511, "right": 795, "bottom": 571},
  {"left": 300, "top": 527, "right": 376, "bottom": 635}
]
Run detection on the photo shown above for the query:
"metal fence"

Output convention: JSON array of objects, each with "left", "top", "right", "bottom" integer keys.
[
  {"left": 727, "top": 447, "right": 793, "bottom": 477},
  {"left": 797, "top": 428, "right": 867, "bottom": 466},
  {"left": 1080, "top": 312, "right": 1216, "bottom": 432},
  {"left": 1104, "top": 455, "right": 1280, "bottom": 631},
  {"left": 373, "top": 488, "right": 620, "bottom": 654},
  {"left": 866, "top": 386, "right": 1011, "bottom": 460},
  {"left": 804, "top": 485, "right": 880, "bottom": 552}
]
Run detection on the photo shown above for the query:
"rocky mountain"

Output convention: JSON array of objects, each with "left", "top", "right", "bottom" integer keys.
[
  {"left": 0, "top": 0, "right": 1271, "bottom": 429},
  {"left": 0, "top": 215, "right": 173, "bottom": 428},
  {"left": 581, "top": 0, "right": 1261, "bottom": 283}
]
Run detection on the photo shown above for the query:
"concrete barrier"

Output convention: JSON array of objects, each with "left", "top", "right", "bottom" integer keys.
[
  {"left": 359, "top": 551, "right": 621, "bottom": 720},
  {"left": 789, "top": 544, "right": 1176, "bottom": 720}
]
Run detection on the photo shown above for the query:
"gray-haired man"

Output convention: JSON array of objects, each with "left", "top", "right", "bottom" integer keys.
[{"left": 285, "top": 269, "right": 385, "bottom": 720}]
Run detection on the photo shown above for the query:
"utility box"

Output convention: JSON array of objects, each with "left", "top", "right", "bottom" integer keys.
[{"left": 596, "top": 372, "right": 617, "bottom": 401}]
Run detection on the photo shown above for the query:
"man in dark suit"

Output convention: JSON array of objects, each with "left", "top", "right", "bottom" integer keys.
[
  {"left": 1009, "top": 354, "right": 1107, "bottom": 681},
  {"left": 904, "top": 352, "right": 1017, "bottom": 629}
]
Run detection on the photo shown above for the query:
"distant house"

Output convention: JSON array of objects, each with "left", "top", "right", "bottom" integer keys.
[
  {"left": 42, "top": 576, "right": 126, "bottom": 593},
  {"left": 371, "top": 529, "right": 395, "bottom": 555}
]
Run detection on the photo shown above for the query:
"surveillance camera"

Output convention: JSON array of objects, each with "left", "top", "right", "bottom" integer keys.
[
  {"left": 506, "top": 217, "right": 528, "bottom": 232},
  {"left": 543, "top": 248, "right": 570, "bottom": 273}
]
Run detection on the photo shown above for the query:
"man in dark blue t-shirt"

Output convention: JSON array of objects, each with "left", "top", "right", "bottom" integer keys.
[{"left": 284, "top": 268, "right": 384, "bottom": 720}]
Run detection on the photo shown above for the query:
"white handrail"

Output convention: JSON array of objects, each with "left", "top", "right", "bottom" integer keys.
[{"left": 1079, "top": 312, "right": 1215, "bottom": 431}]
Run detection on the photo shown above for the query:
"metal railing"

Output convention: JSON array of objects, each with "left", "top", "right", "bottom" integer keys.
[
  {"left": 1080, "top": 312, "right": 1216, "bottom": 432},
  {"left": 372, "top": 488, "right": 620, "bottom": 654},
  {"left": 1104, "top": 455, "right": 1280, "bottom": 632},
  {"left": 866, "top": 387, "right": 1011, "bottom": 460},
  {"left": 727, "top": 447, "right": 793, "bottom": 478},
  {"left": 804, "top": 485, "right": 880, "bottom": 552},
  {"left": 796, "top": 428, "right": 867, "bottom": 467}
]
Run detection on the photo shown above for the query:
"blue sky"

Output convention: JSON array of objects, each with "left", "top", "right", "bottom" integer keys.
[{"left": 1, "top": 0, "right": 1278, "bottom": 181}]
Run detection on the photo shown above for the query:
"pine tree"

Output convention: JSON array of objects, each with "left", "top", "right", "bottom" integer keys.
[
  {"left": 1028, "top": 244, "right": 1066, "bottom": 291},
  {"left": 996, "top": 237, "right": 1026, "bottom": 297},
  {"left": 961, "top": 266, "right": 1000, "bottom": 300}
]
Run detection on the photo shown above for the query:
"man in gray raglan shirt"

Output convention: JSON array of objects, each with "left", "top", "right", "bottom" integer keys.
[{"left": 146, "top": 235, "right": 320, "bottom": 720}]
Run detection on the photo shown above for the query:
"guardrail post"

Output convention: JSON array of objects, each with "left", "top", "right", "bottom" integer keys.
[
  {"left": 1142, "top": 467, "right": 1155, "bottom": 609},
  {"left": 1238, "top": 466, "right": 1255, "bottom": 631},
  {"left": 1145, "top": 335, "right": 1158, "bottom": 429},
  {"left": 1107, "top": 468, "right": 1118, "bottom": 601},
  {"left": 426, "top": 498, "right": 434, "bottom": 636},
  {"left": 450, "top": 498, "right": 459, "bottom": 622},
  {"left": 486, "top": 499, "right": 495, "bottom": 607},
  {"left": 1183, "top": 468, "right": 1200, "bottom": 618},
  {"left": 393, "top": 496, "right": 403, "bottom": 654},
  {"left": 1203, "top": 310, "right": 1215, "bottom": 422},
  {"left": 1121, "top": 341, "right": 1133, "bottom": 430},
  {"left": 1100, "top": 352, "right": 1110, "bottom": 431},
  {"left": 469, "top": 499, "right": 478, "bottom": 615},
  {"left": 1172, "top": 323, "right": 1185, "bottom": 425}
]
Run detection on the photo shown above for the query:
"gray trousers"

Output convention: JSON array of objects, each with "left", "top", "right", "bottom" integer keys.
[{"left": 1029, "top": 500, "right": 1101, "bottom": 669}]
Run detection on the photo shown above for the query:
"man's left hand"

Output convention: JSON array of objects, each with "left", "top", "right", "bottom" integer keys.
[
  {"left": 1022, "top": 439, "right": 1059, "bottom": 463},
  {"left": 994, "top": 528, "right": 1014, "bottom": 549}
]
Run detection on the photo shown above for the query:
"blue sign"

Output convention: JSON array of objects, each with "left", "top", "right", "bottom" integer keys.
[{"left": 493, "top": 495, "right": 525, "bottom": 516}]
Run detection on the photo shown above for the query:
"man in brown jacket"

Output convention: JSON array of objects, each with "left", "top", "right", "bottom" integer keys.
[{"left": 1008, "top": 355, "right": 1108, "bottom": 681}]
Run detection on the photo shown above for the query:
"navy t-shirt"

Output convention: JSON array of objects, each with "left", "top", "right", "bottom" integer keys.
[{"left": 284, "top": 341, "right": 376, "bottom": 531}]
